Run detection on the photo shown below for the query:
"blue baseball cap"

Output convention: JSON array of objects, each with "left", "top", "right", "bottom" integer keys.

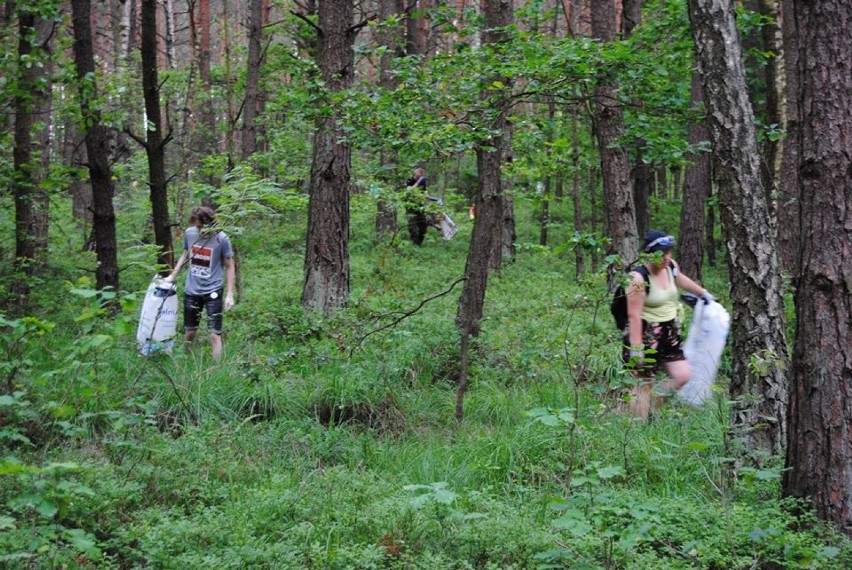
[{"left": 643, "top": 231, "right": 676, "bottom": 253}]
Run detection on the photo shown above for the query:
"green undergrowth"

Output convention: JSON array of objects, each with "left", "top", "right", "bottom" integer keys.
[{"left": 1, "top": 195, "right": 849, "bottom": 568}]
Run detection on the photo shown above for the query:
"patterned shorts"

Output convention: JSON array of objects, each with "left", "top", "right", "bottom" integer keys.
[{"left": 622, "top": 319, "right": 685, "bottom": 377}]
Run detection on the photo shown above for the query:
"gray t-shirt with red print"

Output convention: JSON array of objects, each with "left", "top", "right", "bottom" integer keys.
[{"left": 182, "top": 227, "right": 233, "bottom": 296}]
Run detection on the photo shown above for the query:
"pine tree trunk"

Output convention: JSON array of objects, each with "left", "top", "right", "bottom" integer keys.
[
  {"left": 686, "top": 0, "right": 788, "bottom": 456},
  {"left": 301, "top": 0, "right": 354, "bottom": 315},
  {"left": 71, "top": 0, "right": 120, "bottom": 293},
  {"left": 591, "top": 0, "right": 638, "bottom": 263},
  {"left": 12, "top": 12, "right": 53, "bottom": 307},
  {"left": 455, "top": 0, "right": 513, "bottom": 421},
  {"left": 783, "top": 0, "right": 852, "bottom": 536},
  {"left": 678, "top": 70, "right": 711, "bottom": 281},
  {"left": 242, "top": 0, "right": 263, "bottom": 159},
  {"left": 141, "top": 0, "right": 174, "bottom": 270}
]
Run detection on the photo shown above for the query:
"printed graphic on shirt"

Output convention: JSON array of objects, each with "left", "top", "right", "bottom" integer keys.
[{"left": 190, "top": 244, "right": 213, "bottom": 279}]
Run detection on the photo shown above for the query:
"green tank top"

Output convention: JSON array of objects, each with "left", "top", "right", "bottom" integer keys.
[{"left": 641, "top": 267, "right": 678, "bottom": 323}]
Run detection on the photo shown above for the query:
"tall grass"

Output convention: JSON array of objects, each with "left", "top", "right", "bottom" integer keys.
[{"left": 1, "top": 193, "right": 849, "bottom": 569}]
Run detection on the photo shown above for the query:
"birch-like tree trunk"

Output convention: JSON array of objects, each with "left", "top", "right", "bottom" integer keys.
[{"left": 686, "top": 0, "right": 788, "bottom": 456}]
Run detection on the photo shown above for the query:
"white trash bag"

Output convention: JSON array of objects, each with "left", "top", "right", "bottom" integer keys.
[
  {"left": 136, "top": 277, "right": 179, "bottom": 356},
  {"left": 678, "top": 299, "right": 730, "bottom": 407},
  {"left": 439, "top": 213, "right": 458, "bottom": 241}
]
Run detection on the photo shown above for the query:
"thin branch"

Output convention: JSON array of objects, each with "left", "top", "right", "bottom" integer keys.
[
  {"left": 349, "top": 13, "right": 377, "bottom": 35},
  {"left": 349, "top": 277, "right": 467, "bottom": 358},
  {"left": 123, "top": 126, "right": 148, "bottom": 149},
  {"left": 291, "top": 10, "right": 321, "bottom": 36}
]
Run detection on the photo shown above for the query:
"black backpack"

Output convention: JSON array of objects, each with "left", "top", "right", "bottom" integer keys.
[{"left": 610, "top": 265, "right": 650, "bottom": 330}]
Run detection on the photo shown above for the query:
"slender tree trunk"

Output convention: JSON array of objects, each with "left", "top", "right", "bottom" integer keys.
[
  {"left": 622, "top": 0, "right": 650, "bottom": 240},
  {"left": 375, "top": 0, "right": 405, "bottom": 236},
  {"left": 687, "top": 0, "right": 788, "bottom": 456},
  {"left": 678, "top": 69, "right": 711, "bottom": 280},
  {"left": 71, "top": 0, "right": 120, "bottom": 293},
  {"left": 141, "top": 0, "right": 174, "bottom": 270},
  {"left": 242, "top": 0, "right": 263, "bottom": 159},
  {"left": 758, "top": 0, "right": 780, "bottom": 215},
  {"left": 301, "top": 0, "right": 354, "bottom": 315},
  {"left": 118, "top": 0, "right": 133, "bottom": 62},
  {"left": 776, "top": 0, "right": 799, "bottom": 273},
  {"left": 571, "top": 102, "right": 584, "bottom": 274},
  {"left": 162, "top": 0, "right": 176, "bottom": 67},
  {"left": 497, "top": 124, "right": 515, "bottom": 266},
  {"left": 12, "top": 12, "right": 53, "bottom": 307},
  {"left": 784, "top": 0, "right": 852, "bottom": 537},
  {"left": 455, "top": 0, "right": 513, "bottom": 422},
  {"left": 591, "top": 0, "right": 638, "bottom": 264}
]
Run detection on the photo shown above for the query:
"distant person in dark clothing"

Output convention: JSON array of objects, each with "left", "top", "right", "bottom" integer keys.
[{"left": 405, "top": 167, "right": 430, "bottom": 246}]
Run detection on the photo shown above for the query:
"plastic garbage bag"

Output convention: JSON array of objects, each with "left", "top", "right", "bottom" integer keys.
[
  {"left": 136, "top": 277, "right": 179, "bottom": 355},
  {"left": 677, "top": 299, "right": 730, "bottom": 407}
]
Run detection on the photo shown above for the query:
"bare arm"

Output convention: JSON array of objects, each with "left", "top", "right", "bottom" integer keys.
[
  {"left": 164, "top": 250, "right": 188, "bottom": 282},
  {"left": 626, "top": 272, "right": 646, "bottom": 350},
  {"left": 673, "top": 262, "right": 708, "bottom": 297},
  {"left": 224, "top": 257, "right": 236, "bottom": 309}
]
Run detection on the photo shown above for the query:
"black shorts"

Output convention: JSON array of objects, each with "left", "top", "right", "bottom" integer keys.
[
  {"left": 184, "top": 290, "right": 224, "bottom": 334},
  {"left": 622, "top": 319, "right": 685, "bottom": 376}
]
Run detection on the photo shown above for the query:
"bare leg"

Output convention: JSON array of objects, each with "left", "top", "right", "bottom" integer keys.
[
  {"left": 209, "top": 332, "right": 223, "bottom": 361},
  {"left": 184, "top": 329, "right": 197, "bottom": 353},
  {"left": 662, "top": 360, "right": 691, "bottom": 392},
  {"left": 629, "top": 382, "right": 652, "bottom": 422}
]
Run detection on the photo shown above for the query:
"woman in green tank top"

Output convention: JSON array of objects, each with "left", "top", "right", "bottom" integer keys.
[{"left": 623, "top": 231, "right": 715, "bottom": 421}]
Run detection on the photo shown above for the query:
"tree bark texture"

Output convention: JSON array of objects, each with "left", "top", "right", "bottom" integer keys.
[
  {"left": 13, "top": 13, "right": 53, "bottom": 273},
  {"left": 591, "top": 0, "right": 638, "bottom": 264},
  {"left": 784, "top": 0, "right": 852, "bottom": 537},
  {"left": 456, "top": 0, "right": 513, "bottom": 341},
  {"left": 71, "top": 0, "right": 120, "bottom": 293},
  {"left": 301, "top": 0, "right": 354, "bottom": 315},
  {"left": 687, "top": 0, "right": 788, "bottom": 456},
  {"left": 242, "top": 0, "right": 263, "bottom": 159},
  {"left": 776, "top": 0, "right": 800, "bottom": 273},
  {"left": 621, "top": 0, "right": 650, "bottom": 241},
  {"left": 678, "top": 70, "right": 711, "bottom": 281},
  {"left": 141, "top": 0, "right": 174, "bottom": 270}
]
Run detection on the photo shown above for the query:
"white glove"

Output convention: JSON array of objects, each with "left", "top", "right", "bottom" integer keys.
[
  {"left": 225, "top": 292, "right": 235, "bottom": 311},
  {"left": 701, "top": 290, "right": 715, "bottom": 304},
  {"left": 162, "top": 273, "right": 175, "bottom": 284}
]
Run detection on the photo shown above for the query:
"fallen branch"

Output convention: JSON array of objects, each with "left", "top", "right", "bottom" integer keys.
[{"left": 349, "top": 276, "right": 467, "bottom": 358}]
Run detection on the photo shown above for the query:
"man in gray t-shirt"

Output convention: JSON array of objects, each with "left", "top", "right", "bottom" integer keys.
[{"left": 164, "top": 206, "right": 235, "bottom": 360}]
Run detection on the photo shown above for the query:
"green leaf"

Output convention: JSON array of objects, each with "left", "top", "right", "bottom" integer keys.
[{"left": 597, "top": 465, "right": 625, "bottom": 479}]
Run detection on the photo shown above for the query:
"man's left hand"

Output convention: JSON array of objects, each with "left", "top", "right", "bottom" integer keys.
[{"left": 225, "top": 293, "right": 235, "bottom": 311}]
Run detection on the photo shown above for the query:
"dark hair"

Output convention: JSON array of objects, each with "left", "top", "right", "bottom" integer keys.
[{"left": 191, "top": 206, "right": 216, "bottom": 227}]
